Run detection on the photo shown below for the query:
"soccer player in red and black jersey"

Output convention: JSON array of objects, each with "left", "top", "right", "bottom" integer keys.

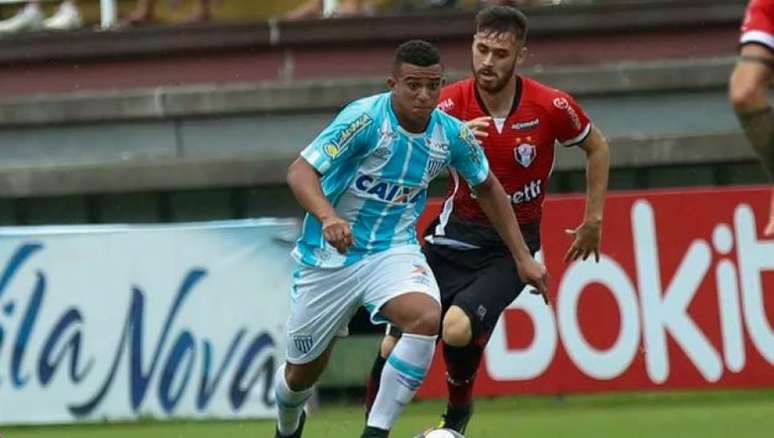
[
  {"left": 364, "top": 5, "right": 610, "bottom": 434},
  {"left": 729, "top": 0, "right": 774, "bottom": 236}
]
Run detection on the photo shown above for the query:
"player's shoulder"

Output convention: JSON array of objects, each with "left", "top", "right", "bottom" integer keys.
[
  {"left": 433, "top": 110, "right": 478, "bottom": 152},
  {"left": 342, "top": 92, "right": 389, "bottom": 122},
  {"left": 521, "top": 75, "right": 577, "bottom": 109}
]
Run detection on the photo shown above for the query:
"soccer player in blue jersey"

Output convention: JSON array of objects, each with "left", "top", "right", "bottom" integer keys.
[{"left": 275, "top": 40, "right": 548, "bottom": 438}]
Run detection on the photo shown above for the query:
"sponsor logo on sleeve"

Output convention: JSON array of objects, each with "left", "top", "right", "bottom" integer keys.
[
  {"left": 323, "top": 113, "right": 373, "bottom": 159},
  {"left": 324, "top": 143, "right": 341, "bottom": 158},
  {"left": 459, "top": 128, "right": 484, "bottom": 165},
  {"left": 553, "top": 97, "right": 582, "bottom": 130}
]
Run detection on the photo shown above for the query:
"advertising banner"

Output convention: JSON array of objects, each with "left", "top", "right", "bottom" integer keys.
[
  {"left": 418, "top": 186, "right": 774, "bottom": 397},
  {"left": 0, "top": 220, "right": 298, "bottom": 424}
]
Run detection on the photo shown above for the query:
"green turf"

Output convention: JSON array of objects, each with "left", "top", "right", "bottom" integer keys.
[{"left": 3, "top": 389, "right": 774, "bottom": 438}]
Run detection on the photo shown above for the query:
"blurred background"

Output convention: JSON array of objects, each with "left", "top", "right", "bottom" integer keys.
[
  {"left": 0, "top": 0, "right": 763, "bottom": 224},
  {"left": 0, "top": 0, "right": 771, "bottom": 437}
]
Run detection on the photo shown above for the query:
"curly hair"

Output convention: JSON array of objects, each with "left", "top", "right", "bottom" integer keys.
[{"left": 393, "top": 39, "right": 441, "bottom": 68}]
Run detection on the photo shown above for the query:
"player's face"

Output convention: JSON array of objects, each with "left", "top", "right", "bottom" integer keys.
[
  {"left": 472, "top": 31, "right": 525, "bottom": 93},
  {"left": 388, "top": 63, "right": 445, "bottom": 130}
]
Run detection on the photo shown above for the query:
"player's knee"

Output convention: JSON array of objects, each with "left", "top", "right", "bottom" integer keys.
[
  {"left": 284, "top": 363, "right": 316, "bottom": 392},
  {"left": 402, "top": 306, "right": 441, "bottom": 336},
  {"left": 442, "top": 307, "right": 472, "bottom": 347},
  {"left": 380, "top": 334, "right": 398, "bottom": 357}
]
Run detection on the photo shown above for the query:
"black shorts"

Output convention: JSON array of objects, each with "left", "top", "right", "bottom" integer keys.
[
  {"left": 422, "top": 242, "right": 532, "bottom": 342},
  {"left": 386, "top": 214, "right": 540, "bottom": 341}
]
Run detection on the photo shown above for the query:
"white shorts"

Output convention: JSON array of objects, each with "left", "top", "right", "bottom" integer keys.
[{"left": 285, "top": 244, "right": 440, "bottom": 364}]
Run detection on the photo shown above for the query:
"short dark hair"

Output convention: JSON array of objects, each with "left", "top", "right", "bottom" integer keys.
[
  {"left": 393, "top": 39, "right": 441, "bottom": 69},
  {"left": 476, "top": 5, "right": 528, "bottom": 45}
]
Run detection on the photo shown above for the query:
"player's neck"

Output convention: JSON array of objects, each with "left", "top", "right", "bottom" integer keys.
[{"left": 477, "top": 76, "right": 517, "bottom": 118}]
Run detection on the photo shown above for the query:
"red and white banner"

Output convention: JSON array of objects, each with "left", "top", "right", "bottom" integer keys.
[{"left": 418, "top": 185, "right": 774, "bottom": 397}]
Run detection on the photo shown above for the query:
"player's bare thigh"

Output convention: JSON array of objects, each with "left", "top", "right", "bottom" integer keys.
[
  {"left": 379, "top": 303, "right": 469, "bottom": 358},
  {"left": 379, "top": 292, "right": 441, "bottom": 336},
  {"left": 730, "top": 44, "right": 774, "bottom": 111}
]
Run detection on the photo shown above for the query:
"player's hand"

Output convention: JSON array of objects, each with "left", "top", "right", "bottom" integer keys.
[
  {"left": 465, "top": 116, "right": 491, "bottom": 138},
  {"left": 564, "top": 220, "right": 602, "bottom": 263},
  {"left": 516, "top": 256, "right": 550, "bottom": 305},
  {"left": 321, "top": 215, "right": 353, "bottom": 254}
]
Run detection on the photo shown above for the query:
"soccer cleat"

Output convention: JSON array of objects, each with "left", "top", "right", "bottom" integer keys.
[
  {"left": 361, "top": 425, "right": 389, "bottom": 438},
  {"left": 438, "top": 403, "right": 472, "bottom": 433},
  {"left": 275, "top": 411, "right": 307, "bottom": 438}
]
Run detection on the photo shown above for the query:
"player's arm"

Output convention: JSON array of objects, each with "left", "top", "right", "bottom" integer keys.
[
  {"left": 287, "top": 108, "right": 373, "bottom": 254},
  {"left": 287, "top": 158, "right": 352, "bottom": 254},
  {"left": 472, "top": 173, "right": 549, "bottom": 300},
  {"left": 564, "top": 126, "right": 610, "bottom": 263},
  {"left": 730, "top": 43, "right": 774, "bottom": 178},
  {"left": 450, "top": 125, "right": 549, "bottom": 300}
]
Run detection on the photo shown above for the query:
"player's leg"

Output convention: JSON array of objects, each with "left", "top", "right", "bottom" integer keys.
[
  {"left": 275, "top": 265, "right": 361, "bottom": 437},
  {"left": 364, "top": 327, "right": 400, "bottom": 415},
  {"left": 275, "top": 346, "right": 335, "bottom": 438},
  {"left": 360, "top": 247, "right": 443, "bottom": 437},
  {"left": 363, "top": 242, "right": 472, "bottom": 417},
  {"left": 438, "top": 251, "right": 527, "bottom": 433},
  {"left": 363, "top": 292, "right": 440, "bottom": 437},
  {"left": 730, "top": 43, "right": 774, "bottom": 236}
]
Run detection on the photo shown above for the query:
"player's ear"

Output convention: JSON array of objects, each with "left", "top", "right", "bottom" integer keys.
[
  {"left": 516, "top": 46, "right": 528, "bottom": 66},
  {"left": 387, "top": 76, "right": 398, "bottom": 91}
]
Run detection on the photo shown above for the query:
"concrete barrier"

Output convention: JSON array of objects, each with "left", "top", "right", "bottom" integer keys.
[
  {"left": 0, "top": 57, "right": 736, "bottom": 126},
  {"left": 0, "top": 131, "right": 754, "bottom": 197}
]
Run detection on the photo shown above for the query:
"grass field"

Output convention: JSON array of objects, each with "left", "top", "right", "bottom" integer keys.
[{"left": 3, "top": 389, "right": 774, "bottom": 438}]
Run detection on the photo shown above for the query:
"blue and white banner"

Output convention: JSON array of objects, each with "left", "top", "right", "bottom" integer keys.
[{"left": 0, "top": 219, "right": 298, "bottom": 425}]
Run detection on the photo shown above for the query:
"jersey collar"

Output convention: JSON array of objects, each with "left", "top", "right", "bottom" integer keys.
[{"left": 473, "top": 75, "right": 523, "bottom": 119}]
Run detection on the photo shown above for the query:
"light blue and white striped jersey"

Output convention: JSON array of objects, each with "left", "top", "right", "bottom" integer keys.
[{"left": 292, "top": 92, "right": 489, "bottom": 268}]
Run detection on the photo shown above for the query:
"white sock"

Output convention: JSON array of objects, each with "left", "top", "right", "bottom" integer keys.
[
  {"left": 367, "top": 333, "right": 437, "bottom": 430},
  {"left": 275, "top": 364, "right": 314, "bottom": 436}
]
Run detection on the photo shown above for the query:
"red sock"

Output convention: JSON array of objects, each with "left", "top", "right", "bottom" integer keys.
[{"left": 443, "top": 342, "right": 483, "bottom": 408}]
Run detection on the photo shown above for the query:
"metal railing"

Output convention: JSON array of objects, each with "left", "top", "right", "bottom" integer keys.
[{"left": 98, "top": 0, "right": 116, "bottom": 28}]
